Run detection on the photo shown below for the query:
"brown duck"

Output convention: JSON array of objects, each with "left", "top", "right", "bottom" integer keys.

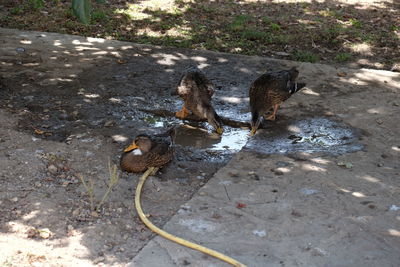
[
  {"left": 120, "top": 134, "right": 173, "bottom": 173},
  {"left": 175, "top": 67, "right": 223, "bottom": 135},
  {"left": 249, "top": 67, "right": 306, "bottom": 135}
]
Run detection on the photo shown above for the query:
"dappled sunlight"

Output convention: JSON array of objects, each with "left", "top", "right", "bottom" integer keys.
[
  {"left": 366, "top": 107, "right": 387, "bottom": 114},
  {"left": 392, "top": 146, "right": 400, "bottom": 152},
  {"left": 348, "top": 43, "right": 373, "bottom": 56},
  {"left": 360, "top": 175, "right": 380, "bottom": 183},
  {"left": 351, "top": 191, "right": 366, "bottom": 198},
  {"left": 301, "top": 88, "right": 320, "bottom": 96},
  {"left": 20, "top": 39, "right": 32, "bottom": 44},
  {"left": 301, "top": 163, "right": 326, "bottom": 172},
  {"left": 287, "top": 125, "right": 301, "bottom": 133},
  {"left": 112, "top": 134, "right": 128, "bottom": 142},
  {"left": 219, "top": 96, "right": 246, "bottom": 104},
  {"left": 388, "top": 229, "right": 400, "bottom": 237},
  {"left": 310, "top": 157, "right": 331, "bottom": 165}
]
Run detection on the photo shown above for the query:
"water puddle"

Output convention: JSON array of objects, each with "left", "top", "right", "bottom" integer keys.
[
  {"left": 246, "top": 117, "right": 363, "bottom": 155},
  {"left": 141, "top": 113, "right": 362, "bottom": 155},
  {"left": 173, "top": 124, "right": 249, "bottom": 152}
]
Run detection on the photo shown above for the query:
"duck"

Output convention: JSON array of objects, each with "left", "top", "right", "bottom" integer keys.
[
  {"left": 175, "top": 67, "right": 223, "bottom": 135},
  {"left": 249, "top": 67, "right": 306, "bottom": 135},
  {"left": 120, "top": 133, "right": 174, "bottom": 173}
]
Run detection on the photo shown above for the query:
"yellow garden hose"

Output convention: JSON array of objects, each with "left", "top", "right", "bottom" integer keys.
[{"left": 135, "top": 167, "right": 247, "bottom": 267}]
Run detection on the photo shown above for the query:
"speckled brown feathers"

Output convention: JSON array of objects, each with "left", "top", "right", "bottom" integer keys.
[
  {"left": 249, "top": 67, "right": 306, "bottom": 135},
  {"left": 120, "top": 135, "right": 173, "bottom": 173},
  {"left": 175, "top": 67, "right": 223, "bottom": 134}
]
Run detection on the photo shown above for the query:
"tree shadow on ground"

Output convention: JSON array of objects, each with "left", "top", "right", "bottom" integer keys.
[{"left": 1, "top": 0, "right": 399, "bottom": 70}]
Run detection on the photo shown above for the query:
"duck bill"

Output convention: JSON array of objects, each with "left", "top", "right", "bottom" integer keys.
[
  {"left": 216, "top": 127, "right": 223, "bottom": 135},
  {"left": 124, "top": 142, "right": 138, "bottom": 152},
  {"left": 250, "top": 127, "right": 257, "bottom": 136}
]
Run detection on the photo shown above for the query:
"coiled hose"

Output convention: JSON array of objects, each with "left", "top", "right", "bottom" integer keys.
[{"left": 135, "top": 167, "right": 247, "bottom": 267}]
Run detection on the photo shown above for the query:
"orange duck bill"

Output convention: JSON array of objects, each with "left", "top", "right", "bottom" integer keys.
[{"left": 124, "top": 142, "right": 138, "bottom": 152}]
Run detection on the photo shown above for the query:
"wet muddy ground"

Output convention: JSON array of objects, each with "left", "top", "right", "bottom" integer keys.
[{"left": 1, "top": 28, "right": 399, "bottom": 266}]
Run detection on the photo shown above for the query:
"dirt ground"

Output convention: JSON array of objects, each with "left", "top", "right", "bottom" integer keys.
[{"left": 0, "top": 28, "right": 399, "bottom": 266}]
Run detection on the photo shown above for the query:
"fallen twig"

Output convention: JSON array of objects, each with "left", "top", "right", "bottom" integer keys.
[{"left": 139, "top": 108, "right": 251, "bottom": 129}]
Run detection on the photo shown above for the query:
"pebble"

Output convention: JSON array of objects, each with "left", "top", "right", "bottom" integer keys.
[
  {"left": 72, "top": 208, "right": 80, "bottom": 217},
  {"left": 11, "top": 197, "right": 18, "bottom": 202},
  {"left": 34, "top": 182, "right": 42, "bottom": 188},
  {"left": 93, "top": 257, "right": 105, "bottom": 264},
  {"left": 271, "top": 168, "right": 284, "bottom": 175},
  {"left": 104, "top": 120, "right": 115, "bottom": 127},
  {"left": 276, "top": 161, "right": 290, "bottom": 167},
  {"left": 300, "top": 188, "right": 318, "bottom": 195},
  {"left": 252, "top": 230, "right": 266, "bottom": 237},
  {"left": 47, "top": 164, "right": 58, "bottom": 174},
  {"left": 38, "top": 228, "right": 52, "bottom": 239},
  {"left": 228, "top": 171, "right": 239, "bottom": 177},
  {"left": 377, "top": 163, "right": 384, "bottom": 167}
]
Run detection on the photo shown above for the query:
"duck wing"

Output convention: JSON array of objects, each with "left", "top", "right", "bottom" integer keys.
[{"left": 176, "top": 67, "right": 214, "bottom": 98}]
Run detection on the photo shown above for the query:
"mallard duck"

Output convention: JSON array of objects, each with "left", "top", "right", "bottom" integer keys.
[
  {"left": 175, "top": 67, "right": 223, "bottom": 135},
  {"left": 120, "top": 134, "right": 173, "bottom": 173},
  {"left": 249, "top": 67, "right": 306, "bottom": 135}
]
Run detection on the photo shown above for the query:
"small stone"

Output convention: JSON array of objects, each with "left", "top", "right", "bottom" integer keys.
[
  {"left": 252, "top": 230, "right": 266, "bottom": 237},
  {"left": 67, "top": 225, "right": 74, "bottom": 231},
  {"left": 276, "top": 161, "right": 290, "bottom": 167},
  {"left": 271, "top": 168, "right": 284, "bottom": 175},
  {"left": 38, "top": 228, "right": 52, "bottom": 239},
  {"left": 93, "top": 257, "right": 105, "bottom": 264},
  {"left": 91, "top": 211, "right": 99, "bottom": 217},
  {"left": 275, "top": 51, "right": 290, "bottom": 56},
  {"left": 11, "top": 197, "right": 18, "bottom": 202},
  {"left": 337, "top": 71, "right": 347, "bottom": 77},
  {"left": 34, "top": 182, "right": 42, "bottom": 188},
  {"left": 72, "top": 208, "right": 80, "bottom": 217},
  {"left": 104, "top": 120, "right": 115, "bottom": 127},
  {"left": 377, "top": 163, "right": 384, "bottom": 167},
  {"left": 228, "top": 171, "right": 239, "bottom": 177},
  {"left": 199, "top": 191, "right": 207, "bottom": 196},
  {"left": 47, "top": 164, "right": 58, "bottom": 174},
  {"left": 376, "top": 119, "right": 383, "bottom": 125}
]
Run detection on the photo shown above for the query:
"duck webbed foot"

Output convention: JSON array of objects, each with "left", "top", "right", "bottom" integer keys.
[
  {"left": 175, "top": 105, "right": 191, "bottom": 119},
  {"left": 264, "top": 104, "right": 280, "bottom": 121}
]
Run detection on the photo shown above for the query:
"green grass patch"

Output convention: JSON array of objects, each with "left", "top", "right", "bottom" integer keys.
[
  {"left": 269, "top": 23, "right": 281, "bottom": 31},
  {"left": 10, "top": 7, "right": 24, "bottom": 15},
  {"left": 334, "top": 52, "right": 352, "bottom": 62},
  {"left": 92, "top": 10, "right": 108, "bottom": 21},
  {"left": 241, "top": 28, "right": 268, "bottom": 40},
  {"left": 293, "top": 51, "right": 319, "bottom": 63},
  {"left": 323, "top": 24, "right": 344, "bottom": 40},
  {"left": 349, "top": 18, "right": 362, "bottom": 29},
  {"left": 228, "top": 14, "right": 254, "bottom": 31}
]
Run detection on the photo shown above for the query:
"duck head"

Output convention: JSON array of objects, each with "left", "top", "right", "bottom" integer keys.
[
  {"left": 250, "top": 110, "right": 262, "bottom": 136},
  {"left": 124, "top": 135, "right": 153, "bottom": 154},
  {"left": 206, "top": 109, "right": 223, "bottom": 135}
]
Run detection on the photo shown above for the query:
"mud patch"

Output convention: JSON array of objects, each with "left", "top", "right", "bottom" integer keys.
[{"left": 245, "top": 117, "right": 363, "bottom": 155}]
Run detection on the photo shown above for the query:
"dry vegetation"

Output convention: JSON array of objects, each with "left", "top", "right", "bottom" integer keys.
[{"left": 1, "top": 0, "right": 399, "bottom": 69}]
